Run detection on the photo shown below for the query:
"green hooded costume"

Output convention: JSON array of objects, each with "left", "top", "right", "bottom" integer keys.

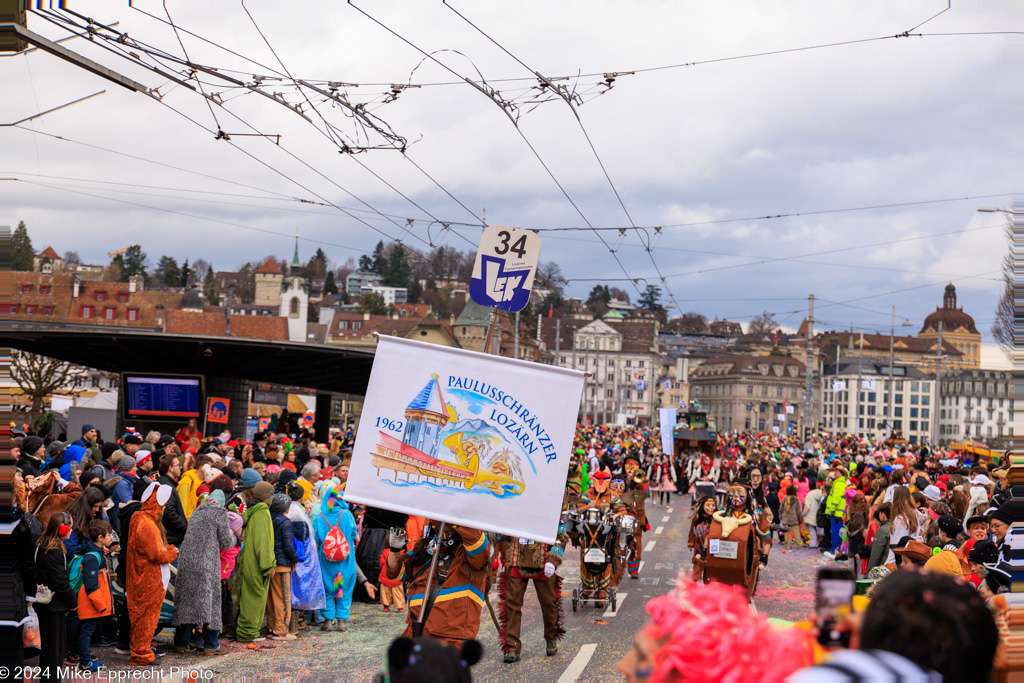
[{"left": 235, "top": 500, "right": 275, "bottom": 642}]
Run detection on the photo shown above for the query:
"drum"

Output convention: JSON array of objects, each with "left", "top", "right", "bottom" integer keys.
[
  {"left": 585, "top": 508, "right": 602, "bottom": 526},
  {"left": 561, "top": 509, "right": 579, "bottom": 532},
  {"left": 616, "top": 514, "right": 638, "bottom": 535}
]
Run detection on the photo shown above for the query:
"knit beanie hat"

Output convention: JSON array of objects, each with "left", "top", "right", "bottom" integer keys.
[
  {"left": 286, "top": 481, "right": 304, "bottom": 502},
  {"left": 22, "top": 436, "right": 44, "bottom": 456},
  {"left": 115, "top": 455, "right": 137, "bottom": 472},
  {"left": 240, "top": 468, "right": 262, "bottom": 489},
  {"left": 101, "top": 442, "right": 120, "bottom": 461},
  {"left": 252, "top": 481, "right": 274, "bottom": 503},
  {"left": 270, "top": 493, "right": 291, "bottom": 514}
]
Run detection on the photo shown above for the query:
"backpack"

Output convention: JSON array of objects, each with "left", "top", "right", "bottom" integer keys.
[
  {"left": 68, "top": 552, "right": 101, "bottom": 593},
  {"left": 322, "top": 520, "right": 350, "bottom": 562},
  {"left": 292, "top": 520, "right": 309, "bottom": 563}
]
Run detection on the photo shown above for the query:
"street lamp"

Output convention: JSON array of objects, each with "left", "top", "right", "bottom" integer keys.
[
  {"left": 977, "top": 206, "right": 1009, "bottom": 213},
  {"left": 886, "top": 307, "right": 914, "bottom": 439}
]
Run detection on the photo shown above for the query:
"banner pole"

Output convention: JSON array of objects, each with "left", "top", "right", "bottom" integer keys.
[{"left": 415, "top": 521, "right": 446, "bottom": 632}]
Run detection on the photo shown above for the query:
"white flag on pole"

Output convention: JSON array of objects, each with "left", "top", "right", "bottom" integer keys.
[
  {"left": 345, "top": 335, "right": 584, "bottom": 544},
  {"left": 659, "top": 408, "right": 677, "bottom": 456}
]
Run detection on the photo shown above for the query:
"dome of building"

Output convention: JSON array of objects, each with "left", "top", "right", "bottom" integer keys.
[{"left": 919, "top": 283, "right": 978, "bottom": 335}]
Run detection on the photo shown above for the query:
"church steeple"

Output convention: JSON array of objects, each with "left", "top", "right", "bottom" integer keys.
[{"left": 291, "top": 235, "right": 301, "bottom": 276}]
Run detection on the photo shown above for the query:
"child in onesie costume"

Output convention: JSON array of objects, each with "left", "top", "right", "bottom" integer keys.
[{"left": 312, "top": 485, "right": 358, "bottom": 631}]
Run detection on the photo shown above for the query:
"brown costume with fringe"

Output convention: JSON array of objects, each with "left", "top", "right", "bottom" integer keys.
[
  {"left": 26, "top": 472, "right": 82, "bottom": 523},
  {"left": 705, "top": 508, "right": 770, "bottom": 599},
  {"left": 497, "top": 526, "right": 569, "bottom": 655}
]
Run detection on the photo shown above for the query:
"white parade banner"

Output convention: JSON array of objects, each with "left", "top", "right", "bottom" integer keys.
[
  {"left": 659, "top": 408, "right": 676, "bottom": 456},
  {"left": 345, "top": 335, "right": 585, "bottom": 544}
]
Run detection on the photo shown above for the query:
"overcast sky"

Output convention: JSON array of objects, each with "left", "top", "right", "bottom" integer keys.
[{"left": 2, "top": 2, "right": 1018, "bottom": 348}]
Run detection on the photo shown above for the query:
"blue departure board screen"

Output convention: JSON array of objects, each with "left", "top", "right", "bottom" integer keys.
[{"left": 123, "top": 374, "right": 202, "bottom": 420}]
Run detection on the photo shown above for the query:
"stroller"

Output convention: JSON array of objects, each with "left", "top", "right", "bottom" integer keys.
[
  {"left": 563, "top": 507, "right": 627, "bottom": 612},
  {"left": 108, "top": 553, "right": 178, "bottom": 632},
  {"left": 693, "top": 481, "right": 717, "bottom": 507}
]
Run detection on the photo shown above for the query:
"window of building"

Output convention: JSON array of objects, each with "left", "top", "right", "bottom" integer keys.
[
  {"left": 747, "top": 385, "right": 753, "bottom": 395},
  {"left": 338, "top": 320, "right": 348, "bottom": 330},
  {"left": 894, "top": 407, "right": 903, "bottom": 417},
  {"left": 25, "top": 304, "right": 36, "bottom": 314},
  {"left": 606, "top": 389, "right": 614, "bottom": 398},
  {"left": 80, "top": 305, "right": 93, "bottom": 319},
  {"left": 625, "top": 390, "right": 632, "bottom": 400},
  {"left": 910, "top": 407, "right": 918, "bottom": 418},
  {"left": 777, "top": 387, "right": 783, "bottom": 396},
  {"left": 117, "top": 292, "right": 129, "bottom": 303},
  {"left": 895, "top": 381, "right": 904, "bottom": 391},
  {"left": 40, "top": 284, "right": 51, "bottom": 295},
  {"left": 637, "top": 392, "right": 644, "bottom": 401},
  {"left": 43, "top": 305, "right": 53, "bottom": 316},
  {"left": 910, "top": 420, "right": 918, "bottom": 431},
  {"left": 895, "top": 394, "right": 903, "bottom": 404},
  {"left": 638, "top": 361, "right": 644, "bottom": 368},
  {"left": 921, "top": 408, "right": 929, "bottom": 418},
  {"left": 127, "top": 308, "right": 139, "bottom": 321},
  {"left": 910, "top": 394, "right": 919, "bottom": 405},
  {"left": 921, "top": 382, "right": 929, "bottom": 393},
  {"left": 894, "top": 420, "right": 903, "bottom": 431},
  {"left": 921, "top": 421, "right": 928, "bottom": 432},
  {"left": 352, "top": 321, "right": 362, "bottom": 330},
  {"left": 103, "top": 307, "right": 116, "bottom": 320},
  {"left": 21, "top": 284, "right": 32, "bottom": 294},
  {"left": 867, "top": 405, "right": 876, "bottom": 416},
  {"left": 625, "top": 360, "right": 631, "bottom": 367},
  {"left": 761, "top": 386, "right": 768, "bottom": 396},
  {"left": 607, "top": 373, "right": 614, "bottom": 382},
  {"left": 94, "top": 291, "right": 107, "bottom": 301}
]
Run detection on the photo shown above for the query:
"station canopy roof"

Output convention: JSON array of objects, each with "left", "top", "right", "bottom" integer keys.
[{"left": 8, "top": 323, "right": 375, "bottom": 395}]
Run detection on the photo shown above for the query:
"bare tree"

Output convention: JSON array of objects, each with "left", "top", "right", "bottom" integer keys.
[
  {"left": 12, "top": 351, "right": 89, "bottom": 423},
  {"left": 748, "top": 310, "right": 779, "bottom": 335},
  {"left": 992, "top": 216, "right": 1013, "bottom": 355}
]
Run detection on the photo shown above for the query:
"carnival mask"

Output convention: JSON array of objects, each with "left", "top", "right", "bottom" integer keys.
[
  {"left": 749, "top": 469, "right": 762, "bottom": 487},
  {"left": 624, "top": 460, "right": 638, "bottom": 476},
  {"left": 594, "top": 477, "right": 610, "bottom": 494},
  {"left": 610, "top": 479, "right": 626, "bottom": 494},
  {"left": 728, "top": 486, "right": 747, "bottom": 509},
  {"left": 703, "top": 499, "right": 717, "bottom": 516}
]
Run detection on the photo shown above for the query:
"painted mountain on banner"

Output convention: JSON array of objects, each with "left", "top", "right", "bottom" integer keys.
[{"left": 443, "top": 418, "right": 503, "bottom": 442}]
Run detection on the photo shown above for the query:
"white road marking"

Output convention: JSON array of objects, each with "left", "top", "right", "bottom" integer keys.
[
  {"left": 644, "top": 540, "right": 656, "bottom": 552},
  {"left": 558, "top": 643, "right": 597, "bottom": 683},
  {"left": 661, "top": 515, "right": 669, "bottom": 522},
  {"left": 638, "top": 560, "right": 645, "bottom": 573},
  {"left": 655, "top": 526, "right": 664, "bottom": 535},
  {"left": 603, "top": 591, "right": 627, "bottom": 617},
  {"left": 667, "top": 507, "right": 674, "bottom": 513}
]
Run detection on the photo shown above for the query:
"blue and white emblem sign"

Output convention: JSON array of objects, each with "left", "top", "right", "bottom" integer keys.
[{"left": 469, "top": 224, "right": 541, "bottom": 312}]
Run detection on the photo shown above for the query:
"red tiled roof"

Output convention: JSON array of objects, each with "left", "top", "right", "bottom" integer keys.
[
  {"left": 230, "top": 315, "right": 289, "bottom": 341},
  {"left": 38, "top": 246, "right": 60, "bottom": 260},
  {"left": 255, "top": 258, "right": 282, "bottom": 275},
  {"left": 165, "top": 309, "right": 226, "bottom": 336}
]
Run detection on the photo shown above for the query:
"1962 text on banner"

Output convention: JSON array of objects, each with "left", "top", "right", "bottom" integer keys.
[{"left": 344, "top": 335, "right": 584, "bottom": 544}]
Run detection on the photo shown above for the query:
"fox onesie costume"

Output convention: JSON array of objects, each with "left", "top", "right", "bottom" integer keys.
[{"left": 127, "top": 483, "right": 178, "bottom": 665}]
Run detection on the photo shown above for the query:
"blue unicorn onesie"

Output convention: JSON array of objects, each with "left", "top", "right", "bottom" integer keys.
[{"left": 312, "top": 485, "right": 358, "bottom": 630}]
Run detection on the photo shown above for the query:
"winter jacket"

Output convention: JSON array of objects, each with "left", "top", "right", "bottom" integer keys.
[
  {"left": 77, "top": 539, "right": 112, "bottom": 620},
  {"left": 111, "top": 472, "right": 138, "bottom": 510},
  {"left": 34, "top": 545, "right": 78, "bottom": 613},
  {"left": 156, "top": 474, "right": 188, "bottom": 546},
  {"left": 116, "top": 500, "right": 142, "bottom": 585},
  {"left": 172, "top": 500, "right": 235, "bottom": 630},
  {"left": 867, "top": 521, "right": 891, "bottom": 571},
  {"left": 177, "top": 469, "right": 204, "bottom": 520},
  {"left": 803, "top": 488, "right": 823, "bottom": 526},
  {"left": 780, "top": 496, "right": 802, "bottom": 527},
  {"left": 239, "top": 501, "right": 275, "bottom": 580},
  {"left": 272, "top": 510, "right": 300, "bottom": 567},
  {"left": 18, "top": 453, "right": 43, "bottom": 479},
  {"left": 825, "top": 476, "right": 848, "bottom": 517}
]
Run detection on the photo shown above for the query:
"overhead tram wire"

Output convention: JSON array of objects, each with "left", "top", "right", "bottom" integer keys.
[
  {"left": 526, "top": 193, "right": 1016, "bottom": 232},
  {"left": 31, "top": 8, "right": 439, "bottom": 249},
  {"left": 443, "top": 1, "right": 686, "bottom": 312},
  {"left": 442, "top": 220, "right": 1004, "bottom": 285},
  {"left": 13, "top": 178, "right": 368, "bottom": 254},
  {"left": 74, "top": 4, "right": 488, "bottom": 242},
  {"left": 347, "top": 2, "right": 647, "bottom": 295}
]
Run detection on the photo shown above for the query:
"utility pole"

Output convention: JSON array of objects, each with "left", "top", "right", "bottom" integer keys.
[
  {"left": 932, "top": 321, "right": 944, "bottom": 445},
  {"left": 804, "top": 294, "right": 815, "bottom": 442},
  {"left": 855, "top": 329, "right": 864, "bottom": 437},
  {"left": 888, "top": 305, "right": 895, "bottom": 438}
]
